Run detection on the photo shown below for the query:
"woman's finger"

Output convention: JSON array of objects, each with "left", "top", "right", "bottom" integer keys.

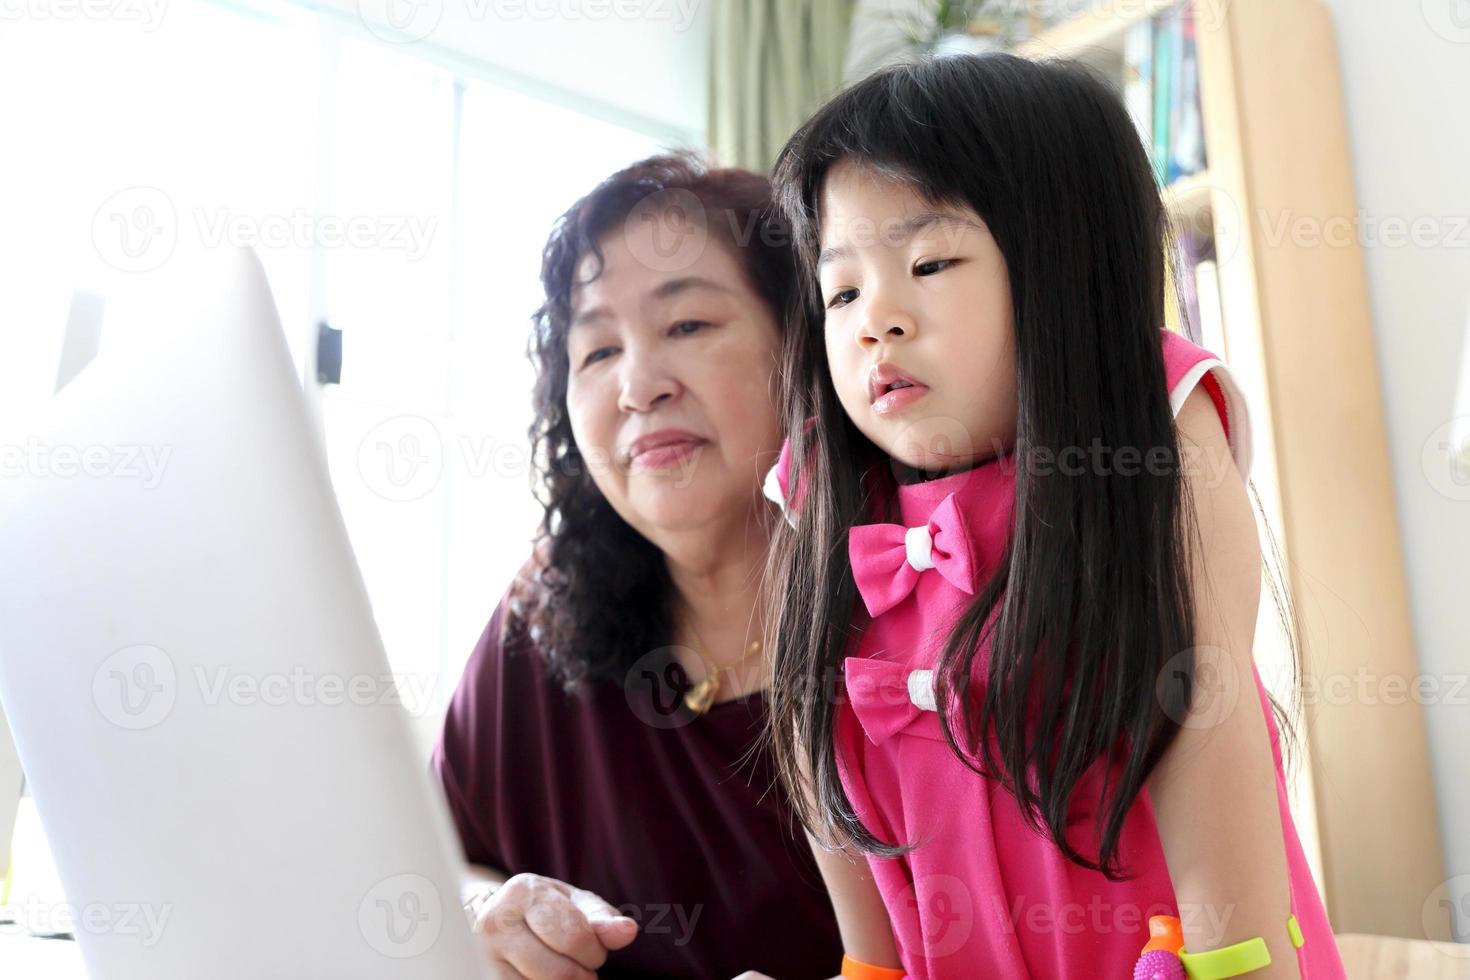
[
  {"left": 498, "top": 924, "right": 598, "bottom": 980},
  {"left": 473, "top": 873, "right": 605, "bottom": 977},
  {"left": 567, "top": 884, "right": 639, "bottom": 950},
  {"left": 519, "top": 886, "right": 613, "bottom": 970}
]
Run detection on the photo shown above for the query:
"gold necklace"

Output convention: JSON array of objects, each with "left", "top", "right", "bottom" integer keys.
[{"left": 680, "top": 613, "right": 763, "bottom": 716}]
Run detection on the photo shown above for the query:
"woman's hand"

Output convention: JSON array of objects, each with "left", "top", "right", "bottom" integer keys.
[{"left": 466, "top": 872, "right": 639, "bottom": 979}]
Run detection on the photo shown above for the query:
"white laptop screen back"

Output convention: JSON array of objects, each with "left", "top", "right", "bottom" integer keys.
[{"left": 0, "top": 246, "right": 485, "bottom": 979}]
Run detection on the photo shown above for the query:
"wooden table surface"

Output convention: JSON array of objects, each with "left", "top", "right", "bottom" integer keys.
[{"left": 1337, "top": 933, "right": 1470, "bottom": 979}]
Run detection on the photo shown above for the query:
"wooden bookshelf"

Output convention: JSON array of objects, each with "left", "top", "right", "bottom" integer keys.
[
  {"left": 1336, "top": 933, "right": 1470, "bottom": 979},
  {"left": 1160, "top": 168, "right": 1213, "bottom": 224},
  {"left": 1012, "top": 0, "right": 1450, "bottom": 944},
  {"left": 1013, "top": 0, "right": 1178, "bottom": 61},
  {"left": 1015, "top": 9, "right": 1221, "bottom": 230}
]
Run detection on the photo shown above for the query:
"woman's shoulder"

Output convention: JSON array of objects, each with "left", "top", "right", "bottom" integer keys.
[
  {"left": 1158, "top": 328, "right": 1253, "bottom": 480},
  {"left": 458, "top": 553, "right": 556, "bottom": 691}
]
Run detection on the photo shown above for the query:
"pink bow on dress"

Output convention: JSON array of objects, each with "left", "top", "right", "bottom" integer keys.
[
  {"left": 843, "top": 656, "right": 943, "bottom": 745},
  {"left": 847, "top": 492, "right": 980, "bottom": 618}
]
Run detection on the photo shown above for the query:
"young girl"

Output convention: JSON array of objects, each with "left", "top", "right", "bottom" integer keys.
[{"left": 760, "top": 54, "right": 1346, "bottom": 979}]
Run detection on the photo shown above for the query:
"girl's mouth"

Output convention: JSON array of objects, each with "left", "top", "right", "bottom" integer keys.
[
  {"left": 871, "top": 381, "right": 930, "bottom": 416},
  {"left": 868, "top": 362, "right": 929, "bottom": 415}
]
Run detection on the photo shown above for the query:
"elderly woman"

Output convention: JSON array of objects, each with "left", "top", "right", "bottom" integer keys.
[{"left": 430, "top": 153, "right": 843, "bottom": 979}]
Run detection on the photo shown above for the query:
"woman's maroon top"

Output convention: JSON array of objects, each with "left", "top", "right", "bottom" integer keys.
[{"left": 430, "top": 587, "right": 843, "bottom": 978}]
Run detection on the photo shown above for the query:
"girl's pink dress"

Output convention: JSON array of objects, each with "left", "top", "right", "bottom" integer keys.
[{"left": 765, "top": 329, "right": 1346, "bottom": 979}]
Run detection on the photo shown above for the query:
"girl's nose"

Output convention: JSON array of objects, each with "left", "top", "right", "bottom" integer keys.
[{"left": 857, "top": 298, "right": 918, "bottom": 348}]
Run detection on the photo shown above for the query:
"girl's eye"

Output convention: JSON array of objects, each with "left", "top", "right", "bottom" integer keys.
[
  {"left": 826, "top": 288, "right": 859, "bottom": 309},
  {"left": 915, "top": 258, "right": 956, "bottom": 276},
  {"left": 582, "top": 347, "right": 616, "bottom": 368},
  {"left": 671, "top": 320, "right": 710, "bottom": 336}
]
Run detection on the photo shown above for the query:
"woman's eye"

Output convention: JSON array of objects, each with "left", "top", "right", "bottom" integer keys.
[
  {"left": 826, "top": 288, "right": 858, "bottom": 309},
  {"left": 581, "top": 347, "right": 616, "bottom": 367},
  {"left": 671, "top": 320, "right": 710, "bottom": 336},
  {"left": 915, "top": 258, "right": 956, "bottom": 276}
]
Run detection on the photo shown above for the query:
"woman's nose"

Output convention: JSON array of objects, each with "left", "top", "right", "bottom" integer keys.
[{"left": 616, "top": 349, "right": 679, "bottom": 413}]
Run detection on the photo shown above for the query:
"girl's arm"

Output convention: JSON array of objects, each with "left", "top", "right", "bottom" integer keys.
[
  {"left": 805, "top": 833, "right": 903, "bottom": 970},
  {"left": 1146, "top": 384, "right": 1301, "bottom": 978},
  {"left": 790, "top": 737, "right": 902, "bottom": 973}
]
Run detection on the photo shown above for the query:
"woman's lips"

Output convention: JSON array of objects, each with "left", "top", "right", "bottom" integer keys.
[
  {"left": 630, "top": 439, "right": 707, "bottom": 469},
  {"left": 872, "top": 383, "right": 930, "bottom": 416}
]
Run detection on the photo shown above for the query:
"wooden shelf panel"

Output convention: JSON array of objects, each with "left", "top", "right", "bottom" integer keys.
[
  {"left": 1006, "top": 0, "right": 1450, "bottom": 940},
  {"left": 1012, "top": 0, "right": 1183, "bottom": 60}
]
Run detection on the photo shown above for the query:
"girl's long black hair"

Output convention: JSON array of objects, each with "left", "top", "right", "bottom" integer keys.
[{"left": 763, "top": 53, "right": 1301, "bottom": 879}]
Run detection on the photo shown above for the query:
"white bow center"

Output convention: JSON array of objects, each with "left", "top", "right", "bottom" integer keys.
[
  {"left": 904, "top": 523, "right": 934, "bottom": 572},
  {"left": 907, "top": 668, "right": 938, "bottom": 711}
]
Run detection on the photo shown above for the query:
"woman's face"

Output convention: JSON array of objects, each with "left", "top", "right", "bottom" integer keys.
[
  {"left": 816, "top": 160, "right": 1017, "bottom": 473},
  {"left": 565, "top": 215, "right": 783, "bottom": 539}
]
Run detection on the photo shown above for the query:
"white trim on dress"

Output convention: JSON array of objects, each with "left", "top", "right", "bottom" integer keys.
[{"left": 1169, "top": 357, "right": 1254, "bottom": 481}]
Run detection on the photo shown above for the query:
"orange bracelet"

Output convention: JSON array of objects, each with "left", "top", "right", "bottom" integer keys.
[{"left": 840, "top": 952, "right": 907, "bottom": 980}]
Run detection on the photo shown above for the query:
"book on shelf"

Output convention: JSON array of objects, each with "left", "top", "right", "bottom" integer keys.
[
  {"left": 1193, "top": 258, "right": 1225, "bottom": 358},
  {"left": 1123, "top": 2, "right": 1207, "bottom": 188},
  {"left": 1166, "top": 225, "right": 1215, "bottom": 347},
  {"left": 1151, "top": 8, "right": 1173, "bottom": 186},
  {"left": 1123, "top": 18, "right": 1153, "bottom": 147},
  {"left": 1172, "top": 5, "right": 1206, "bottom": 181}
]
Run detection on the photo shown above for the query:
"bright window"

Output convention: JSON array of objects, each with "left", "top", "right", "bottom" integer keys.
[{"left": 0, "top": 0, "right": 672, "bottom": 910}]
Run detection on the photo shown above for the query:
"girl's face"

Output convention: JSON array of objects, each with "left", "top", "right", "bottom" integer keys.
[{"left": 816, "top": 160, "right": 1017, "bottom": 474}]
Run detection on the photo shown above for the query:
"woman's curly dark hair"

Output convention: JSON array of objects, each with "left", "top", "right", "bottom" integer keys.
[{"left": 506, "top": 150, "right": 796, "bottom": 691}]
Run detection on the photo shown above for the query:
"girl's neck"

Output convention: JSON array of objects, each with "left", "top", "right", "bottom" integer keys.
[{"left": 891, "top": 443, "right": 1015, "bottom": 486}]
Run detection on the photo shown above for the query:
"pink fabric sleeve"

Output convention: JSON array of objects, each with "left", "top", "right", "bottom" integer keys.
[{"left": 1159, "top": 328, "right": 1254, "bottom": 480}]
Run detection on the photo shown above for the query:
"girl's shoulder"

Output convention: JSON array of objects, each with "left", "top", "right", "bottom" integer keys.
[{"left": 1158, "top": 328, "right": 1253, "bottom": 480}]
